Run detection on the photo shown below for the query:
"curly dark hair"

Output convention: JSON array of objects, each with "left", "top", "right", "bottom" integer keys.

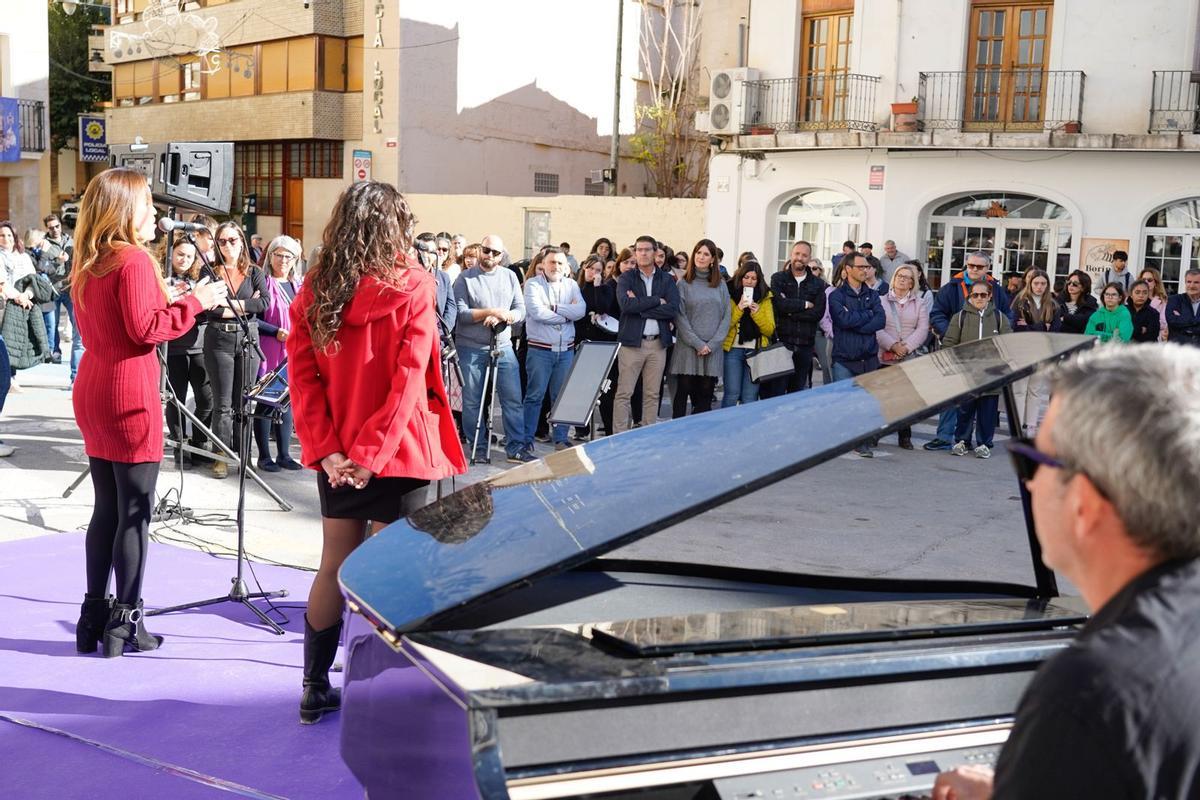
[{"left": 305, "top": 181, "right": 416, "bottom": 351}]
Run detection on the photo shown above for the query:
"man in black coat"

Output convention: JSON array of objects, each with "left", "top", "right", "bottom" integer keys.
[
  {"left": 769, "top": 240, "right": 827, "bottom": 393},
  {"left": 1165, "top": 268, "right": 1200, "bottom": 347}
]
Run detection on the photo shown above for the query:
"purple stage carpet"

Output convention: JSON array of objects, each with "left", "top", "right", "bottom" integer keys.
[{"left": 0, "top": 533, "right": 362, "bottom": 799}]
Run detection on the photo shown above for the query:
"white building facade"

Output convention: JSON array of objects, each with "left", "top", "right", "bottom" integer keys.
[
  {"left": 0, "top": 3, "right": 50, "bottom": 229},
  {"left": 703, "top": 0, "right": 1200, "bottom": 294}
]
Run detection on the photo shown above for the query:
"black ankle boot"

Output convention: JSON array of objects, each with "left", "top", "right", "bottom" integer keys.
[
  {"left": 103, "top": 600, "right": 163, "bottom": 658},
  {"left": 76, "top": 594, "right": 113, "bottom": 654},
  {"left": 300, "top": 616, "right": 343, "bottom": 725}
]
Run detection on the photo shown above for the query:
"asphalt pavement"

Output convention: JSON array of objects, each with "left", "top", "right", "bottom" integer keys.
[{"left": 0, "top": 360, "right": 1058, "bottom": 593}]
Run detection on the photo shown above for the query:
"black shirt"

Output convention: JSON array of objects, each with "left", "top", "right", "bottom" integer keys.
[{"left": 994, "top": 558, "right": 1200, "bottom": 799}]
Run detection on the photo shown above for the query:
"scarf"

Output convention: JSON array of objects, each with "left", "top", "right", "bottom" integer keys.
[{"left": 259, "top": 275, "right": 299, "bottom": 374}]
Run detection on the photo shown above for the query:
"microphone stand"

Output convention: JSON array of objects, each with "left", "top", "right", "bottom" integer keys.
[{"left": 148, "top": 236, "right": 288, "bottom": 633}]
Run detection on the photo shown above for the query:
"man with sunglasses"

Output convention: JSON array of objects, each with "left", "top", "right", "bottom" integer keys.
[
  {"left": 934, "top": 344, "right": 1200, "bottom": 800},
  {"left": 453, "top": 234, "right": 531, "bottom": 463},
  {"left": 925, "top": 252, "right": 1013, "bottom": 451},
  {"left": 38, "top": 213, "right": 78, "bottom": 372}
]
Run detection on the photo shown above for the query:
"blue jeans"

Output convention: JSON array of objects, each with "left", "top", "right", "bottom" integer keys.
[
  {"left": 53, "top": 293, "right": 84, "bottom": 381},
  {"left": 721, "top": 348, "right": 759, "bottom": 407},
  {"left": 522, "top": 347, "right": 573, "bottom": 447},
  {"left": 936, "top": 407, "right": 974, "bottom": 445},
  {"left": 831, "top": 355, "right": 878, "bottom": 383},
  {"left": 41, "top": 310, "right": 54, "bottom": 350},
  {"left": 460, "top": 344, "right": 525, "bottom": 458}
]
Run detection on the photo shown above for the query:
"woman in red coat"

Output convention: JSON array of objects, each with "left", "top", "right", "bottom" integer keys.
[
  {"left": 71, "top": 167, "right": 226, "bottom": 657},
  {"left": 287, "top": 181, "right": 466, "bottom": 724}
]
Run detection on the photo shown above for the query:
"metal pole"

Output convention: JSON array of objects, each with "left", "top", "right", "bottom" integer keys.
[{"left": 608, "top": 0, "right": 624, "bottom": 197}]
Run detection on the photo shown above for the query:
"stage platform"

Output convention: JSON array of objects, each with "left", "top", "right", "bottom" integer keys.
[{"left": 0, "top": 533, "right": 361, "bottom": 799}]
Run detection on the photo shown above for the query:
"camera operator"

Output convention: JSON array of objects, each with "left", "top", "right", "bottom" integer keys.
[{"left": 452, "top": 234, "right": 529, "bottom": 463}]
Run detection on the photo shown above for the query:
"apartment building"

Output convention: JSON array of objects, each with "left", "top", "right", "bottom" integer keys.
[
  {"left": 0, "top": 4, "right": 50, "bottom": 229},
  {"left": 102, "top": 0, "right": 644, "bottom": 244},
  {"left": 702, "top": 0, "right": 1200, "bottom": 293}
]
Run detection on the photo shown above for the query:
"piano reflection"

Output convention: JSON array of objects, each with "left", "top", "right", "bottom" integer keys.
[{"left": 337, "top": 333, "right": 1095, "bottom": 800}]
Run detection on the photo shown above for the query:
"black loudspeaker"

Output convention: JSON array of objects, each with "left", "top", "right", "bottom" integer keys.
[{"left": 109, "top": 141, "right": 235, "bottom": 215}]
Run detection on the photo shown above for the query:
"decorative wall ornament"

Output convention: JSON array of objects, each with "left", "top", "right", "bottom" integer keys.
[{"left": 109, "top": 0, "right": 254, "bottom": 77}]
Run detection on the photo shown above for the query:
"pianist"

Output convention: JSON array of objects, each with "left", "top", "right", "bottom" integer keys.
[{"left": 934, "top": 344, "right": 1200, "bottom": 799}]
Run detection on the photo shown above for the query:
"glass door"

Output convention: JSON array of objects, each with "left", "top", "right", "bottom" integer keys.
[
  {"left": 798, "top": 12, "right": 853, "bottom": 127},
  {"left": 966, "top": 3, "right": 1052, "bottom": 129},
  {"left": 938, "top": 222, "right": 1060, "bottom": 287}
]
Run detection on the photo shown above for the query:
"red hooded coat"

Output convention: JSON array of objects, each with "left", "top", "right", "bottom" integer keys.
[{"left": 287, "top": 267, "right": 466, "bottom": 480}]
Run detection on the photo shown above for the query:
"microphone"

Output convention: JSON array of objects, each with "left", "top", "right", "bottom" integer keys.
[{"left": 157, "top": 218, "right": 209, "bottom": 234}]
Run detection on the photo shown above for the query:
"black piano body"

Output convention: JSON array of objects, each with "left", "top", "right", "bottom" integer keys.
[{"left": 338, "top": 333, "right": 1095, "bottom": 799}]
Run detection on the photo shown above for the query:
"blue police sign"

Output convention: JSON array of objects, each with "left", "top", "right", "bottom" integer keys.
[{"left": 79, "top": 114, "right": 108, "bottom": 163}]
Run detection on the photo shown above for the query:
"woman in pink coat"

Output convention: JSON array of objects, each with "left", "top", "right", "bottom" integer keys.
[{"left": 876, "top": 262, "right": 930, "bottom": 449}]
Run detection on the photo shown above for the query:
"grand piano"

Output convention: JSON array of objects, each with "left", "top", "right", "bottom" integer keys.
[{"left": 337, "top": 332, "right": 1094, "bottom": 800}]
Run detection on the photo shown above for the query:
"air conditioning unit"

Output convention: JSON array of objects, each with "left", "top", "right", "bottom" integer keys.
[{"left": 706, "top": 67, "right": 760, "bottom": 134}]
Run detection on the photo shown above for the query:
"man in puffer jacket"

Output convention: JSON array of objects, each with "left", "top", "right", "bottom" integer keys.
[
  {"left": 925, "top": 251, "right": 1013, "bottom": 451},
  {"left": 828, "top": 252, "right": 885, "bottom": 457}
]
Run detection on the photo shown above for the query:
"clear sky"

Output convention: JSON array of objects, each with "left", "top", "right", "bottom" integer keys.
[{"left": 402, "top": 0, "right": 643, "bottom": 135}]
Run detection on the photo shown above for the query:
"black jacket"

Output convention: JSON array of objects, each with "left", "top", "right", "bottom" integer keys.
[
  {"left": 578, "top": 281, "right": 619, "bottom": 343},
  {"left": 616, "top": 268, "right": 681, "bottom": 347},
  {"left": 1126, "top": 300, "right": 1161, "bottom": 343},
  {"left": 1055, "top": 293, "right": 1098, "bottom": 334},
  {"left": 1165, "top": 293, "right": 1200, "bottom": 346},
  {"left": 769, "top": 268, "right": 827, "bottom": 347},
  {"left": 200, "top": 266, "right": 268, "bottom": 327}
]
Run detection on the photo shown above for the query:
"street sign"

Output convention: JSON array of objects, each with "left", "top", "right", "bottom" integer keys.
[
  {"left": 868, "top": 165, "right": 885, "bottom": 190},
  {"left": 78, "top": 114, "right": 108, "bottom": 163},
  {"left": 353, "top": 149, "right": 373, "bottom": 182}
]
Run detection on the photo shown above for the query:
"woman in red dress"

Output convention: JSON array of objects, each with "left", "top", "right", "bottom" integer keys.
[
  {"left": 288, "top": 181, "right": 466, "bottom": 724},
  {"left": 71, "top": 168, "right": 226, "bottom": 657}
]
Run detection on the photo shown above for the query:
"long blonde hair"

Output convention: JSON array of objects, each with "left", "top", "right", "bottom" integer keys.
[{"left": 71, "top": 167, "right": 167, "bottom": 309}]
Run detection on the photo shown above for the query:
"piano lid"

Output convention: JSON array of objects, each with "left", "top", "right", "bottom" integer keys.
[{"left": 340, "top": 332, "right": 1094, "bottom": 636}]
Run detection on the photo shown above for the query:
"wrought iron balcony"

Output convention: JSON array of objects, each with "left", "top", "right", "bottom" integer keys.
[
  {"left": 1149, "top": 71, "right": 1199, "bottom": 133},
  {"left": 18, "top": 99, "right": 45, "bottom": 153},
  {"left": 741, "top": 74, "right": 879, "bottom": 133},
  {"left": 918, "top": 70, "right": 1085, "bottom": 132}
]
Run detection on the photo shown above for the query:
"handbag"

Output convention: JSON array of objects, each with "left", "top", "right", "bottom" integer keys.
[{"left": 747, "top": 339, "right": 794, "bottom": 384}]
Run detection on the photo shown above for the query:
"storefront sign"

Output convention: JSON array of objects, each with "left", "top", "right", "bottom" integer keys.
[
  {"left": 353, "top": 149, "right": 372, "bottom": 182},
  {"left": 78, "top": 114, "right": 108, "bottom": 163},
  {"left": 0, "top": 98, "right": 20, "bottom": 163},
  {"left": 868, "top": 165, "right": 885, "bottom": 190},
  {"left": 1080, "top": 237, "right": 1129, "bottom": 286}
]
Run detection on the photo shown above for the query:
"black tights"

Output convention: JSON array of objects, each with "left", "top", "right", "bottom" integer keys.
[{"left": 84, "top": 457, "right": 159, "bottom": 604}]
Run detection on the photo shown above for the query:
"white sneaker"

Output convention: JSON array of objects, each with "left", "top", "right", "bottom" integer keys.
[
  {"left": 0, "top": 443, "right": 16, "bottom": 457},
  {"left": 974, "top": 444, "right": 991, "bottom": 459},
  {"left": 951, "top": 441, "right": 968, "bottom": 456}
]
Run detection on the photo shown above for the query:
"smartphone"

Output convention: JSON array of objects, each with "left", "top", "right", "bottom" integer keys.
[{"left": 741, "top": 287, "right": 753, "bottom": 304}]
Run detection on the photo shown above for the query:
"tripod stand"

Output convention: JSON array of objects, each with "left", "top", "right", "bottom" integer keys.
[
  {"left": 469, "top": 329, "right": 503, "bottom": 466},
  {"left": 147, "top": 238, "right": 288, "bottom": 633}
]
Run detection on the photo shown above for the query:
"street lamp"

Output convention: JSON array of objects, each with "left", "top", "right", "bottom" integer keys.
[{"left": 59, "top": 1, "right": 113, "bottom": 16}]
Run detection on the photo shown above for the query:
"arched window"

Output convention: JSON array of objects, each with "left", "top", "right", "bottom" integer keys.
[
  {"left": 776, "top": 189, "right": 862, "bottom": 271},
  {"left": 925, "top": 192, "right": 1073, "bottom": 290},
  {"left": 1143, "top": 199, "right": 1200, "bottom": 294}
]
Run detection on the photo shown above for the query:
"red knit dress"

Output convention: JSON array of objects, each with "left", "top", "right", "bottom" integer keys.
[{"left": 72, "top": 246, "right": 204, "bottom": 464}]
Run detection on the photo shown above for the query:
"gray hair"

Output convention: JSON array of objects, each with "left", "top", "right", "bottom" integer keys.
[
  {"left": 265, "top": 235, "right": 302, "bottom": 276},
  {"left": 966, "top": 251, "right": 992, "bottom": 267},
  {"left": 1049, "top": 344, "right": 1200, "bottom": 560},
  {"left": 1185, "top": 268, "right": 1200, "bottom": 280}
]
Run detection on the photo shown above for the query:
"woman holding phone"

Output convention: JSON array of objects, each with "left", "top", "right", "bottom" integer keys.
[{"left": 71, "top": 168, "right": 226, "bottom": 657}]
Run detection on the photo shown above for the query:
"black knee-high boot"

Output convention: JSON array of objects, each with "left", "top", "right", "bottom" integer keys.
[
  {"left": 76, "top": 594, "right": 113, "bottom": 654},
  {"left": 300, "top": 615, "right": 343, "bottom": 725},
  {"left": 102, "top": 600, "right": 163, "bottom": 658}
]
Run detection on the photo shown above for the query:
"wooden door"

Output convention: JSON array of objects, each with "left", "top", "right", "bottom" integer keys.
[
  {"left": 284, "top": 178, "right": 303, "bottom": 244},
  {"left": 966, "top": 2, "right": 1052, "bottom": 129},
  {"left": 798, "top": 11, "right": 853, "bottom": 127}
]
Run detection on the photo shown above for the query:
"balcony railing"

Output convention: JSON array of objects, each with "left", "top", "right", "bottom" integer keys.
[
  {"left": 741, "top": 74, "right": 879, "bottom": 133},
  {"left": 18, "top": 99, "right": 45, "bottom": 153},
  {"left": 1149, "top": 71, "right": 1199, "bottom": 133},
  {"left": 918, "top": 70, "right": 1085, "bottom": 132}
]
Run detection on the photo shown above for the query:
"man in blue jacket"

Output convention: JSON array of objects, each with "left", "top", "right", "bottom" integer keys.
[
  {"left": 1166, "top": 269, "right": 1200, "bottom": 347},
  {"left": 614, "top": 235, "right": 681, "bottom": 433},
  {"left": 924, "top": 252, "right": 1014, "bottom": 451},
  {"left": 829, "top": 252, "right": 886, "bottom": 457}
]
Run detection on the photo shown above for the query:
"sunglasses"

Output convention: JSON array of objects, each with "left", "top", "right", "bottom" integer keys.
[
  {"left": 437, "top": 247, "right": 449, "bottom": 253},
  {"left": 1007, "top": 436, "right": 1064, "bottom": 483},
  {"left": 1066, "top": 281, "right": 1081, "bottom": 287},
  {"left": 217, "top": 237, "right": 241, "bottom": 246},
  {"left": 969, "top": 292, "right": 991, "bottom": 299},
  {"left": 481, "top": 246, "right": 502, "bottom": 257}
]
